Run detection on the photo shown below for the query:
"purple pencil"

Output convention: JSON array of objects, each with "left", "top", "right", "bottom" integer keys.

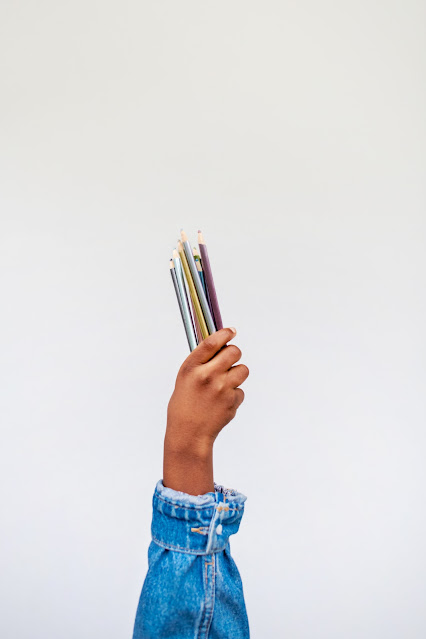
[{"left": 197, "top": 230, "right": 223, "bottom": 330}]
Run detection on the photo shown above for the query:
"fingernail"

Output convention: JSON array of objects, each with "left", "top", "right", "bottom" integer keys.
[{"left": 229, "top": 327, "right": 237, "bottom": 335}]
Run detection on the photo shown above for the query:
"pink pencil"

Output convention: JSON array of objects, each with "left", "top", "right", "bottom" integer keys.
[{"left": 197, "top": 231, "right": 223, "bottom": 330}]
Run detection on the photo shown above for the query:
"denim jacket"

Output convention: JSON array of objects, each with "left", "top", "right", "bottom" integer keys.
[{"left": 132, "top": 480, "right": 250, "bottom": 638}]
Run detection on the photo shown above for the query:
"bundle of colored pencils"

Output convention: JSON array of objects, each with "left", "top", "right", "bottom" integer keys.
[{"left": 169, "top": 230, "right": 223, "bottom": 351}]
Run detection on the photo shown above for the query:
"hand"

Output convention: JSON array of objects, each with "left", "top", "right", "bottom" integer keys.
[{"left": 163, "top": 327, "right": 249, "bottom": 495}]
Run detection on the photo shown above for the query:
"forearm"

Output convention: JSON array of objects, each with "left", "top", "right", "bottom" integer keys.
[
  {"left": 163, "top": 429, "right": 215, "bottom": 495},
  {"left": 162, "top": 326, "right": 246, "bottom": 496}
]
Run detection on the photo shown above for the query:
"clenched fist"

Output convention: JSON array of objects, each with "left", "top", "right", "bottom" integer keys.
[{"left": 163, "top": 327, "right": 249, "bottom": 495}]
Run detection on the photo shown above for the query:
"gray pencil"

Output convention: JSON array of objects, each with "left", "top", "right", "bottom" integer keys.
[
  {"left": 180, "top": 229, "right": 216, "bottom": 335},
  {"left": 171, "top": 252, "right": 197, "bottom": 351},
  {"left": 170, "top": 260, "right": 193, "bottom": 351}
]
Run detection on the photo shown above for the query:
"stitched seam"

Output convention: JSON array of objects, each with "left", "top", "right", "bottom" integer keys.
[
  {"left": 154, "top": 493, "right": 243, "bottom": 511},
  {"left": 154, "top": 494, "right": 216, "bottom": 510},
  {"left": 151, "top": 537, "right": 206, "bottom": 553},
  {"left": 204, "top": 555, "right": 215, "bottom": 637},
  {"left": 198, "top": 556, "right": 215, "bottom": 639},
  {"left": 151, "top": 536, "right": 228, "bottom": 555},
  {"left": 196, "top": 558, "right": 209, "bottom": 639}
]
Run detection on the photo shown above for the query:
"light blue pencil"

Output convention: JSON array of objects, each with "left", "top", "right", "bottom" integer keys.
[
  {"left": 172, "top": 249, "right": 197, "bottom": 351},
  {"left": 170, "top": 261, "right": 193, "bottom": 352}
]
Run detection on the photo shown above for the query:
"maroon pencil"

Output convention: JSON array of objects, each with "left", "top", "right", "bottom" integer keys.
[{"left": 197, "top": 230, "right": 223, "bottom": 330}]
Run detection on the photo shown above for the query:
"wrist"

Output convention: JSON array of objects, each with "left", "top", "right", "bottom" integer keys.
[
  {"left": 163, "top": 429, "right": 215, "bottom": 495},
  {"left": 164, "top": 424, "right": 215, "bottom": 460}
]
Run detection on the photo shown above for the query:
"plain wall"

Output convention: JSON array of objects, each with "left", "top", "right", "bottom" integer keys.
[{"left": 1, "top": 2, "right": 425, "bottom": 638}]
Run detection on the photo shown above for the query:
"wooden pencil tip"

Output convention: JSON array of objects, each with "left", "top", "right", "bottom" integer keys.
[
  {"left": 172, "top": 249, "right": 179, "bottom": 258},
  {"left": 180, "top": 229, "right": 188, "bottom": 242},
  {"left": 198, "top": 231, "right": 205, "bottom": 244},
  {"left": 169, "top": 260, "right": 174, "bottom": 268},
  {"left": 177, "top": 240, "right": 184, "bottom": 250}
]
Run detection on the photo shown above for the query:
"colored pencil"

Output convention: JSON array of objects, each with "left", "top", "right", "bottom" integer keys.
[
  {"left": 177, "top": 240, "right": 209, "bottom": 339},
  {"left": 171, "top": 251, "right": 197, "bottom": 351},
  {"left": 190, "top": 296, "right": 203, "bottom": 343},
  {"left": 181, "top": 230, "right": 216, "bottom": 335},
  {"left": 193, "top": 247, "right": 207, "bottom": 297},
  {"left": 197, "top": 230, "right": 223, "bottom": 330},
  {"left": 193, "top": 246, "right": 215, "bottom": 319},
  {"left": 180, "top": 251, "right": 198, "bottom": 344},
  {"left": 175, "top": 248, "right": 199, "bottom": 347},
  {"left": 170, "top": 260, "right": 190, "bottom": 349}
]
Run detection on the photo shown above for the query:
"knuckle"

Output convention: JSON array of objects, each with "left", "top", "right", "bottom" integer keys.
[
  {"left": 228, "top": 345, "right": 242, "bottom": 359},
  {"left": 227, "top": 392, "right": 237, "bottom": 409},
  {"left": 227, "top": 399, "right": 237, "bottom": 414},
  {"left": 203, "top": 334, "right": 218, "bottom": 351},
  {"left": 197, "top": 368, "right": 213, "bottom": 386},
  {"left": 226, "top": 344, "right": 242, "bottom": 362},
  {"left": 179, "top": 360, "right": 193, "bottom": 376},
  {"left": 215, "top": 379, "right": 225, "bottom": 393}
]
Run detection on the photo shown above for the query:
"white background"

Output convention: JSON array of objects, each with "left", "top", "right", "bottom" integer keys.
[{"left": 1, "top": 2, "right": 425, "bottom": 638}]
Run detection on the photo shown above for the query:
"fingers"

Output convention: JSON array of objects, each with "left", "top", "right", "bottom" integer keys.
[
  {"left": 188, "top": 328, "right": 237, "bottom": 365},
  {"left": 206, "top": 343, "right": 242, "bottom": 372},
  {"left": 233, "top": 388, "right": 245, "bottom": 409},
  {"left": 227, "top": 364, "right": 250, "bottom": 388}
]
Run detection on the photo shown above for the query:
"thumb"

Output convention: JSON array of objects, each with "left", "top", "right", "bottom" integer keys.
[{"left": 189, "top": 328, "right": 237, "bottom": 365}]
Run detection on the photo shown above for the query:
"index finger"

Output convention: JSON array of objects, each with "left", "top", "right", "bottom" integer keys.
[{"left": 188, "top": 328, "right": 237, "bottom": 365}]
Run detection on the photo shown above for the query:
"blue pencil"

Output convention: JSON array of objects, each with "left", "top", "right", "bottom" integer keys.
[{"left": 192, "top": 247, "right": 208, "bottom": 297}]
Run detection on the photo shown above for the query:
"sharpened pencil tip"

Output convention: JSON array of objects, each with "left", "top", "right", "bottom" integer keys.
[{"left": 173, "top": 249, "right": 179, "bottom": 258}]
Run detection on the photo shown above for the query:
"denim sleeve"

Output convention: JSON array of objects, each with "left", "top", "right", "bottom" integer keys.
[{"left": 132, "top": 480, "right": 250, "bottom": 639}]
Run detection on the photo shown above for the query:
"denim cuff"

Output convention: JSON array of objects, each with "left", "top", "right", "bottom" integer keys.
[{"left": 151, "top": 480, "right": 247, "bottom": 555}]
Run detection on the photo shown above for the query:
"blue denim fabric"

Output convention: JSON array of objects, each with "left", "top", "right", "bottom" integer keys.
[{"left": 132, "top": 480, "right": 250, "bottom": 639}]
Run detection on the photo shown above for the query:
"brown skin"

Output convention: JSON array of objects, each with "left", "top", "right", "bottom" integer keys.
[{"left": 163, "top": 327, "right": 249, "bottom": 495}]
